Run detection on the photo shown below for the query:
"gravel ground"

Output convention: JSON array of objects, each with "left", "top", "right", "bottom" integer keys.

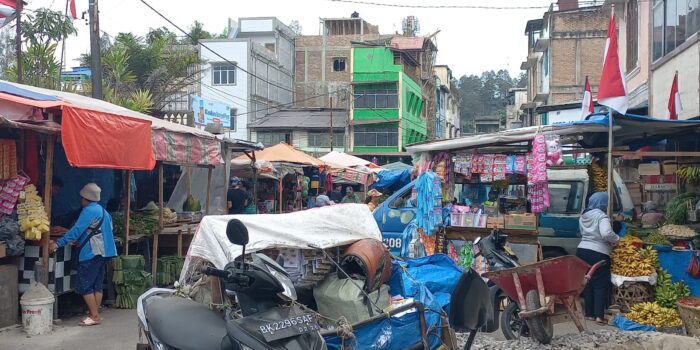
[{"left": 458, "top": 329, "right": 700, "bottom": 350}]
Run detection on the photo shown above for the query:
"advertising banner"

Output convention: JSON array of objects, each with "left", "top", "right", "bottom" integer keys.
[{"left": 191, "top": 95, "right": 232, "bottom": 129}]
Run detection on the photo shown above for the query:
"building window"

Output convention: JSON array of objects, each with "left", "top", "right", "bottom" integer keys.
[
  {"left": 354, "top": 83, "right": 399, "bottom": 109},
  {"left": 265, "top": 43, "right": 276, "bottom": 53},
  {"left": 653, "top": 0, "right": 700, "bottom": 61},
  {"left": 229, "top": 108, "right": 237, "bottom": 132},
  {"left": 212, "top": 64, "right": 236, "bottom": 85},
  {"left": 626, "top": 0, "right": 639, "bottom": 72},
  {"left": 257, "top": 132, "right": 290, "bottom": 146},
  {"left": 308, "top": 132, "right": 344, "bottom": 148},
  {"left": 333, "top": 58, "right": 346, "bottom": 72},
  {"left": 354, "top": 125, "right": 398, "bottom": 147}
]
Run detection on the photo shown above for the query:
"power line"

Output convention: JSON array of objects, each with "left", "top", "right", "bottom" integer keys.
[
  {"left": 327, "top": 0, "right": 552, "bottom": 10},
  {"left": 139, "top": 0, "right": 296, "bottom": 95}
]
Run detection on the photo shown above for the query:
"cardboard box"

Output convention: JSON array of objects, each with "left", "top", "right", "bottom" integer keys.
[
  {"left": 662, "top": 161, "right": 677, "bottom": 175},
  {"left": 505, "top": 214, "right": 537, "bottom": 231},
  {"left": 487, "top": 216, "right": 505, "bottom": 229},
  {"left": 638, "top": 163, "right": 661, "bottom": 176}
]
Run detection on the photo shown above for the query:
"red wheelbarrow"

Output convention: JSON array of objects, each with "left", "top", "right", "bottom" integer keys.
[{"left": 483, "top": 256, "right": 605, "bottom": 344}]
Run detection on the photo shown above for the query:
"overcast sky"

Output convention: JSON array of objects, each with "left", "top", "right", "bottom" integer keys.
[{"left": 27, "top": 0, "right": 558, "bottom": 79}]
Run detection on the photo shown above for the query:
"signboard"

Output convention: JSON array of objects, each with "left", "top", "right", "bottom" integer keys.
[
  {"left": 191, "top": 95, "right": 232, "bottom": 129},
  {"left": 644, "top": 183, "right": 676, "bottom": 191}
]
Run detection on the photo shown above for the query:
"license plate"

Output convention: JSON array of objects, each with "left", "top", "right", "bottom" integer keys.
[{"left": 258, "top": 314, "right": 320, "bottom": 342}]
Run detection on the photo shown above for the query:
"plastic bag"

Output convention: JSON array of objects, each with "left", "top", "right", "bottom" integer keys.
[
  {"left": 458, "top": 242, "right": 473, "bottom": 269},
  {"left": 370, "top": 322, "right": 393, "bottom": 350}
]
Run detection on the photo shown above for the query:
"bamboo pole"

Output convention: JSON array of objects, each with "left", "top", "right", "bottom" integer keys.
[
  {"left": 606, "top": 110, "right": 614, "bottom": 216},
  {"left": 205, "top": 167, "right": 212, "bottom": 215},
  {"left": 124, "top": 170, "right": 132, "bottom": 255},
  {"left": 41, "top": 134, "right": 55, "bottom": 287},
  {"left": 158, "top": 163, "right": 164, "bottom": 229}
]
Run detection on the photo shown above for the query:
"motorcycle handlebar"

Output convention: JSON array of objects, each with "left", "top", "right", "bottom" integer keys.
[{"left": 202, "top": 266, "right": 231, "bottom": 279}]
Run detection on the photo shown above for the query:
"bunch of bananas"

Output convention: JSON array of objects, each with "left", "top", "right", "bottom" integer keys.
[
  {"left": 611, "top": 241, "right": 655, "bottom": 277},
  {"left": 677, "top": 166, "right": 700, "bottom": 184},
  {"left": 588, "top": 163, "right": 607, "bottom": 192},
  {"left": 621, "top": 234, "right": 643, "bottom": 244},
  {"left": 626, "top": 302, "right": 682, "bottom": 328},
  {"left": 17, "top": 184, "right": 49, "bottom": 241},
  {"left": 655, "top": 269, "right": 691, "bottom": 309},
  {"left": 639, "top": 246, "right": 660, "bottom": 270}
]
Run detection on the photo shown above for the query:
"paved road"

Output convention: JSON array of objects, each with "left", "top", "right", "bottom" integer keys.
[{"left": 0, "top": 308, "right": 139, "bottom": 350}]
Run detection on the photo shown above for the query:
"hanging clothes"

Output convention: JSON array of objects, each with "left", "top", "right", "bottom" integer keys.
[{"left": 415, "top": 171, "right": 442, "bottom": 236}]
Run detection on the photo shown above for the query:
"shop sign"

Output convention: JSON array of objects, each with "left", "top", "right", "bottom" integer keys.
[
  {"left": 191, "top": 95, "right": 232, "bottom": 128},
  {"left": 643, "top": 183, "right": 676, "bottom": 191}
]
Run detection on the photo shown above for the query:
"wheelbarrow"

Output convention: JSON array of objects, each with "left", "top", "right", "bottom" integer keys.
[{"left": 483, "top": 256, "right": 605, "bottom": 344}]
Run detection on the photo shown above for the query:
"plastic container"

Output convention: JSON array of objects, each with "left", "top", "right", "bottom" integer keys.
[{"left": 20, "top": 282, "right": 54, "bottom": 335}]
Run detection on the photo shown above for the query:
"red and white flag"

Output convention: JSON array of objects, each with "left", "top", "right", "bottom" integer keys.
[
  {"left": 0, "top": 0, "right": 19, "bottom": 29},
  {"left": 581, "top": 76, "right": 594, "bottom": 119},
  {"left": 597, "top": 7, "right": 628, "bottom": 115},
  {"left": 68, "top": 0, "right": 77, "bottom": 20},
  {"left": 668, "top": 72, "right": 683, "bottom": 120}
]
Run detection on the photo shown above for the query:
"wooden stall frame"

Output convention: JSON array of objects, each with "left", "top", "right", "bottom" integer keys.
[{"left": 41, "top": 134, "right": 55, "bottom": 286}]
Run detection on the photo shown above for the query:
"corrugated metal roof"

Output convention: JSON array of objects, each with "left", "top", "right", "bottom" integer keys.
[
  {"left": 390, "top": 36, "right": 428, "bottom": 50},
  {"left": 248, "top": 108, "right": 347, "bottom": 129}
]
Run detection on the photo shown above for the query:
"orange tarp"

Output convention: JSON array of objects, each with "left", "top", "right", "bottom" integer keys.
[
  {"left": 233, "top": 142, "right": 324, "bottom": 166},
  {"left": 61, "top": 106, "right": 156, "bottom": 170}
]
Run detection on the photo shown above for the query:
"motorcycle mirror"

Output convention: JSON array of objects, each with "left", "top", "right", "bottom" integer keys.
[
  {"left": 473, "top": 237, "right": 482, "bottom": 245},
  {"left": 226, "top": 219, "right": 249, "bottom": 246},
  {"left": 449, "top": 268, "right": 492, "bottom": 348}
]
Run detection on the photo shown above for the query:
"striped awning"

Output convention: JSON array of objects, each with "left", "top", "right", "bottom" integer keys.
[{"left": 152, "top": 129, "right": 222, "bottom": 166}]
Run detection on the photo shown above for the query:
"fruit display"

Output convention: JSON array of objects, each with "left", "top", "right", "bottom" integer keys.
[
  {"left": 677, "top": 166, "right": 700, "bottom": 184},
  {"left": 626, "top": 302, "right": 683, "bottom": 328},
  {"left": 655, "top": 269, "right": 691, "bottom": 309},
  {"left": 17, "top": 184, "right": 49, "bottom": 241},
  {"left": 161, "top": 207, "right": 177, "bottom": 224},
  {"left": 659, "top": 224, "right": 697, "bottom": 238},
  {"left": 665, "top": 192, "right": 700, "bottom": 224},
  {"left": 611, "top": 241, "right": 655, "bottom": 277},
  {"left": 183, "top": 194, "right": 202, "bottom": 212},
  {"left": 588, "top": 162, "right": 607, "bottom": 192},
  {"left": 639, "top": 246, "right": 660, "bottom": 270},
  {"left": 621, "top": 234, "right": 643, "bottom": 245},
  {"left": 643, "top": 231, "right": 672, "bottom": 245}
]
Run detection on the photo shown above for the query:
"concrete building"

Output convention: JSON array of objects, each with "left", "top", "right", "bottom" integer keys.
[
  {"left": 60, "top": 67, "right": 91, "bottom": 93},
  {"left": 433, "top": 65, "right": 461, "bottom": 138},
  {"left": 349, "top": 45, "right": 428, "bottom": 161},
  {"left": 294, "top": 16, "right": 389, "bottom": 109},
  {"left": 521, "top": 1, "right": 608, "bottom": 125},
  {"left": 248, "top": 108, "right": 346, "bottom": 156},
  {"left": 199, "top": 17, "right": 295, "bottom": 140},
  {"left": 473, "top": 115, "right": 502, "bottom": 134},
  {"left": 506, "top": 88, "right": 528, "bottom": 129}
]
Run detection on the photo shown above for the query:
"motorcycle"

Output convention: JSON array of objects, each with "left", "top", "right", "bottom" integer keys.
[
  {"left": 137, "top": 219, "right": 327, "bottom": 350},
  {"left": 473, "top": 229, "right": 528, "bottom": 340}
]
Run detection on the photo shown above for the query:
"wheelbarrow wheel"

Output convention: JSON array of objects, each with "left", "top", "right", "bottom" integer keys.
[
  {"left": 524, "top": 290, "right": 553, "bottom": 344},
  {"left": 501, "top": 300, "right": 529, "bottom": 340}
]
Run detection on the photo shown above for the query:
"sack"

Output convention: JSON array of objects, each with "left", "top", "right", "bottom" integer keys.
[{"left": 687, "top": 253, "right": 700, "bottom": 278}]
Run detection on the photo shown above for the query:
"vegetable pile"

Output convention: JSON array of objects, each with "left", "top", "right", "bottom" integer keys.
[
  {"left": 659, "top": 224, "right": 697, "bottom": 238},
  {"left": 664, "top": 192, "right": 700, "bottom": 224},
  {"left": 654, "top": 269, "right": 691, "bottom": 309}
]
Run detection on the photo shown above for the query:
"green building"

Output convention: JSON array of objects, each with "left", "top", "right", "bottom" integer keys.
[{"left": 349, "top": 46, "right": 428, "bottom": 161}]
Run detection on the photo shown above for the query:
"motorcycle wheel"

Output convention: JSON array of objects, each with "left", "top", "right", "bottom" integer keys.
[{"left": 500, "top": 300, "right": 529, "bottom": 340}]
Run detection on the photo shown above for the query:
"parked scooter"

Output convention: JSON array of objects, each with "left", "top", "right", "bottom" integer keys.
[
  {"left": 136, "top": 219, "right": 327, "bottom": 350},
  {"left": 473, "top": 229, "right": 528, "bottom": 340}
]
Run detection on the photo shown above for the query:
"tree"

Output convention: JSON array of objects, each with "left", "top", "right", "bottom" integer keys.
[
  {"left": 288, "top": 20, "right": 302, "bottom": 36},
  {"left": 0, "top": 28, "right": 14, "bottom": 79},
  {"left": 457, "top": 69, "right": 521, "bottom": 133},
  {"left": 185, "top": 21, "right": 212, "bottom": 44}
]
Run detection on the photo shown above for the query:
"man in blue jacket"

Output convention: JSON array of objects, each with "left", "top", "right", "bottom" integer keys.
[{"left": 50, "top": 183, "right": 116, "bottom": 326}]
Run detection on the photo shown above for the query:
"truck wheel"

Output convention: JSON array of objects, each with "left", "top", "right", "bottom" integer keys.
[
  {"left": 524, "top": 290, "right": 553, "bottom": 344},
  {"left": 500, "top": 299, "right": 529, "bottom": 340}
]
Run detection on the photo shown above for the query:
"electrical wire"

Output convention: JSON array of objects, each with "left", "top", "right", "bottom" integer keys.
[{"left": 327, "top": 0, "right": 613, "bottom": 10}]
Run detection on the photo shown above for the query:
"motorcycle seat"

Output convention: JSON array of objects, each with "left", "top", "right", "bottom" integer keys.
[{"left": 146, "top": 297, "right": 234, "bottom": 350}]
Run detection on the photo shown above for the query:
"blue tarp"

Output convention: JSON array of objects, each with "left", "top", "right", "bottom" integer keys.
[
  {"left": 389, "top": 254, "right": 463, "bottom": 314},
  {"left": 613, "top": 313, "right": 656, "bottom": 332},
  {"left": 0, "top": 81, "right": 59, "bottom": 101},
  {"left": 657, "top": 250, "right": 700, "bottom": 296},
  {"left": 371, "top": 170, "right": 412, "bottom": 192}
]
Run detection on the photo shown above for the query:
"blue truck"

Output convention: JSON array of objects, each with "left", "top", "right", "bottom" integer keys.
[{"left": 373, "top": 168, "right": 634, "bottom": 258}]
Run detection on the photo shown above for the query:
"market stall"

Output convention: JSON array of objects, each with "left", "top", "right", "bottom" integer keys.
[{"left": 319, "top": 151, "right": 376, "bottom": 198}]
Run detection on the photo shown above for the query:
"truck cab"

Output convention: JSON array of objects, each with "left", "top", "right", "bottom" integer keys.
[{"left": 373, "top": 169, "right": 635, "bottom": 258}]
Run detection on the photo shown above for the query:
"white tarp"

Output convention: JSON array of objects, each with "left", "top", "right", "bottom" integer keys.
[{"left": 180, "top": 204, "right": 381, "bottom": 278}]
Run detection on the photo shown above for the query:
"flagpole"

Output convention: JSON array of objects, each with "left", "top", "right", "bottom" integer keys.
[
  {"left": 58, "top": 0, "right": 70, "bottom": 89},
  {"left": 15, "top": 0, "right": 22, "bottom": 83},
  {"left": 607, "top": 108, "right": 613, "bottom": 216}
]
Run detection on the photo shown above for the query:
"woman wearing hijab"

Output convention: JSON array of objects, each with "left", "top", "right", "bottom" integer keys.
[
  {"left": 641, "top": 200, "right": 664, "bottom": 227},
  {"left": 577, "top": 192, "right": 619, "bottom": 325}
]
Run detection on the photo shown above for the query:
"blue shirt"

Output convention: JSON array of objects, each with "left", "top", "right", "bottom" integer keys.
[{"left": 57, "top": 202, "right": 117, "bottom": 262}]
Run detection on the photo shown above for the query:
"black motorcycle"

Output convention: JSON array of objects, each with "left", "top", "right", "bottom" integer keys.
[
  {"left": 137, "top": 219, "right": 326, "bottom": 350},
  {"left": 473, "top": 229, "right": 528, "bottom": 340}
]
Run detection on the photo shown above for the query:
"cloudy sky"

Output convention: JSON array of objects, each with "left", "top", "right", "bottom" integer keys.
[{"left": 27, "top": 0, "right": 559, "bottom": 78}]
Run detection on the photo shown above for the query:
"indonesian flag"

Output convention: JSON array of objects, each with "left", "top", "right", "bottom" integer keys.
[
  {"left": 0, "top": 0, "right": 19, "bottom": 29},
  {"left": 581, "top": 76, "right": 594, "bottom": 119},
  {"left": 597, "top": 7, "right": 628, "bottom": 115},
  {"left": 668, "top": 72, "right": 683, "bottom": 120},
  {"left": 69, "top": 0, "right": 77, "bottom": 20}
]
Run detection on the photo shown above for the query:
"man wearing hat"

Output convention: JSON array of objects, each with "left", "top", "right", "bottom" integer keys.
[
  {"left": 49, "top": 183, "right": 116, "bottom": 326},
  {"left": 227, "top": 177, "right": 249, "bottom": 214}
]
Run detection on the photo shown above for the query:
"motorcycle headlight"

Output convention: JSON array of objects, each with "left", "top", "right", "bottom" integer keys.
[{"left": 265, "top": 264, "right": 297, "bottom": 301}]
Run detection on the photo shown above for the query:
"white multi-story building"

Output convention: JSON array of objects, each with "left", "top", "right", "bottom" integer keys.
[
  {"left": 199, "top": 17, "right": 295, "bottom": 140},
  {"left": 433, "top": 65, "right": 461, "bottom": 139}
]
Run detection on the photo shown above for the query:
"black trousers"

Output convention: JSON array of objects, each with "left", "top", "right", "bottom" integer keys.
[{"left": 576, "top": 248, "right": 612, "bottom": 319}]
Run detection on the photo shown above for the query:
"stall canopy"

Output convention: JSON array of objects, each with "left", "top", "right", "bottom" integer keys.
[
  {"left": 233, "top": 142, "right": 324, "bottom": 167},
  {"left": 406, "top": 113, "right": 700, "bottom": 153},
  {"left": 0, "top": 80, "right": 223, "bottom": 168},
  {"left": 319, "top": 151, "right": 370, "bottom": 169}
]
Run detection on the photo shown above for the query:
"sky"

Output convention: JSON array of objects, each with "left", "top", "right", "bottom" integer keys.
[{"left": 26, "top": 0, "right": 558, "bottom": 79}]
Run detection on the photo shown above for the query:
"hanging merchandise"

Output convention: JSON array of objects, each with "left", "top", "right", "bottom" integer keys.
[
  {"left": 453, "top": 153, "right": 472, "bottom": 178},
  {"left": 545, "top": 134, "right": 564, "bottom": 166},
  {"left": 515, "top": 155, "right": 527, "bottom": 174},
  {"left": 17, "top": 183, "right": 49, "bottom": 241},
  {"left": 506, "top": 155, "right": 516, "bottom": 174},
  {"left": 480, "top": 154, "right": 494, "bottom": 182},
  {"left": 447, "top": 241, "right": 459, "bottom": 264},
  {"left": 420, "top": 230, "right": 437, "bottom": 256},
  {"left": 0, "top": 139, "right": 18, "bottom": 181},
  {"left": 527, "top": 134, "right": 550, "bottom": 213},
  {"left": 415, "top": 171, "right": 442, "bottom": 236},
  {"left": 457, "top": 242, "right": 473, "bottom": 269},
  {"left": 493, "top": 155, "right": 507, "bottom": 181},
  {"left": 0, "top": 175, "right": 29, "bottom": 216}
]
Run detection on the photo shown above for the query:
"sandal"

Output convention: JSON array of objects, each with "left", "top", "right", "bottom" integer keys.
[
  {"left": 595, "top": 318, "right": 608, "bottom": 325},
  {"left": 79, "top": 317, "right": 101, "bottom": 326}
]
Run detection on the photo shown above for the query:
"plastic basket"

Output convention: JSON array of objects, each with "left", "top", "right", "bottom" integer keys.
[{"left": 678, "top": 297, "right": 700, "bottom": 337}]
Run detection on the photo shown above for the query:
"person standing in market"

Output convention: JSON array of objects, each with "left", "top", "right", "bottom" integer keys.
[
  {"left": 227, "top": 177, "right": 249, "bottom": 214},
  {"left": 315, "top": 189, "right": 333, "bottom": 207},
  {"left": 640, "top": 201, "right": 664, "bottom": 227},
  {"left": 341, "top": 186, "right": 360, "bottom": 204},
  {"left": 49, "top": 183, "right": 116, "bottom": 326},
  {"left": 329, "top": 184, "right": 343, "bottom": 203},
  {"left": 576, "top": 192, "right": 619, "bottom": 325}
]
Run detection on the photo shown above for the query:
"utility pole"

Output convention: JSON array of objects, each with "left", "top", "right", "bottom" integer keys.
[
  {"left": 89, "top": 0, "right": 103, "bottom": 99},
  {"left": 15, "top": 0, "right": 22, "bottom": 84},
  {"left": 329, "top": 95, "right": 334, "bottom": 151}
]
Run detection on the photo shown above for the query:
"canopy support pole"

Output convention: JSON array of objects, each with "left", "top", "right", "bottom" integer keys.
[
  {"left": 41, "top": 134, "right": 55, "bottom": 287},
  {"left": 205, "top": 167, "right": 212, "bottom": 215},
  {"left": 279, "top": 178, "right": 283, "bottom": 213},
  {"left": 606, "top": 110, "right": 613, "bottom": 216},
  {"left": 158, "top": 163, "right": 164, "bottom": 230},
  {"left": 125, "top": 170, "right": 132, "bottom": 255}
]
